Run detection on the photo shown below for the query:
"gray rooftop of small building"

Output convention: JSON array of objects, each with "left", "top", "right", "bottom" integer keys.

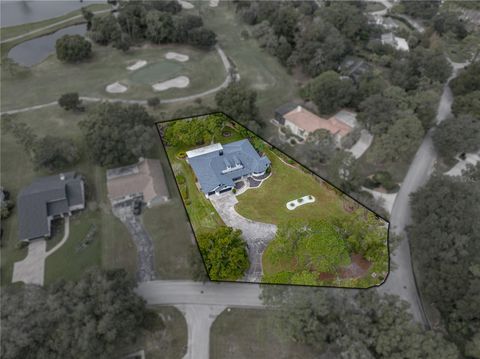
[
  {"left": 187, "top": 139, "right": 270, "bottom": 194},
  {"left": 17, "top": 172, "right": 84, "bottom": 240}
]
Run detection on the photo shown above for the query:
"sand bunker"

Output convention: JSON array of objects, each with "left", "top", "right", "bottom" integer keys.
[
  {"left": 165, "top": 52, "right": 189, "bottom": 62},
  {"left": 152, "top": 76, "right": 190, "bottom": 91},
  {"left": 178, "top": 0, "right": 194, "bottom": 9},
  {"left": 127, "top": 60, "right": 147, "bottom": 71},
  {"left": 209, "top": 0, "right": 219, "bottom": 7},
  {"left": 106, "top": 82, "right": 128, "bottom": 93}
]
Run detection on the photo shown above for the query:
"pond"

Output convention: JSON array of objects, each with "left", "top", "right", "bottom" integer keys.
[
  {"left": 1, "top": 1, "right": 104, "bottom": 27},
  {"left": 127, "top": 61, "right": 184, "bottom": 85},
  {"left": 7, "top": 24, "right": 87, "bottom": 67}
]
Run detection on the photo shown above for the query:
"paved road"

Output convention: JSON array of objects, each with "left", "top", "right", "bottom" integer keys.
[
  {"left": 0, "top": 9, "right": 112, "bottom": 44},
  {"left": 136, "top": 280, "right": 263, "bottom": 307},
  {"left": 378, "top": 61, "right": 469, "bottom": 325}
]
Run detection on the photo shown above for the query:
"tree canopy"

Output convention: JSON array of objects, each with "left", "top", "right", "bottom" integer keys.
[
  {"left": 197, "top": 226, "right": 249, "bottom": 280},
  {"left": 32, "top": 136, "right": 80, "bottom": 172},
  {"left": 1, "top": 269, "right": 147, "bottom": 359},
  {"left": 432, "top": 114, "right": 480, "bottom": 159},
  {"left": 55, "top": 34, "right": 92, "bottom": 63},
  {"left": 215, "top": 82, "right": 259, "bottom": 125},
  {"left": 302, "top": 71, "right": 356, "bottom": 115},
  {"left": 80, "top": 103, "right": 156, "bottom": 167},
  {"left": 163, "top": 114, "right": 224, "bottom": 148}
]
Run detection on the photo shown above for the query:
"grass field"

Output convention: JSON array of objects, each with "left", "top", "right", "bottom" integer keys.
[
  {"left": 116, "top": 306, "right": 187, "bottom": 359},
  {"left": 210, "top": 308, "right": 318, "bottom": 359},
  {"left": 0, "top": 105, "right": 137, "bottom": 285},
  {"left": 199, "top": 2, "right": 301, "bottom": 126},
  {"left": 366, "top": 2, "right": 387, "bottom": 12},
  {"left": 1, "top": 43, "right": 226, "bottom": 111},
  {"left": 235, "top": 149, "right": 350, "bottom": 225},
  {"left": 142, "top": 142, "right": 200, "bottom": 279}
]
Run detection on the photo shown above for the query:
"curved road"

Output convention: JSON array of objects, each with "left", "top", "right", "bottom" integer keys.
[{"left": 377, "top": 60, "right": 469, "bottom": 326}]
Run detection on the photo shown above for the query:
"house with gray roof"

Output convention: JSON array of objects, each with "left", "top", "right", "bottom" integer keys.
[
  {"left": 186, "top": 139, "right": 270, "bottom": 197},
  {"left": 17, "top": 172, "right": 85, "bottom": 241}
]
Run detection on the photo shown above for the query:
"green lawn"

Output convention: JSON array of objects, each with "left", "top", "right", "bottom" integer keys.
[
  {"left": 0, "top": 105, "right": 137, "bottom": 286},
  {"left": 115, "top": 306, "right": 187, "bottom": 359},
  {"left": 235, "top": 149, "right": 350, "bottom": 225},
  {"left": 1, "top": 43, "right": 226, "bottom": 111},
  {"left": 210, "top": 308, "right": 318, "bottom": 359},
  {"left": 366, "top": 2, "right": 387, "bottom": 12},
  {"left": 199, "top": 2, "right": 301, "bottom": 123},
  {"left": 142, "top": 142, "right": 201, "bottom": 279}
]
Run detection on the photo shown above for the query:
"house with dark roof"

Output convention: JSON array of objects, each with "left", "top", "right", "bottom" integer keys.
[
  {"left": 339, "top": 56, "right": 372, "bottom": 83},
  {"left": 186, "top": 139, "right": 270, "bottom": 197},
  {"left": 106, "top": 157, "right": 169, "bottom": 207},
  {"left": 17, "top": 172, "right": 85, "bottom": 241}
]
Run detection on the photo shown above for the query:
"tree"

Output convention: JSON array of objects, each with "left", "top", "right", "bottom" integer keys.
[
  {"left": 163, "top": 114, "right": 224, "bottom": 147},
  {"left": 450, "top": 62, "right": 480, "bottom": 96},
  {"left": 261, "top": 286, "right": 459, "bottom": 358},
  {"left": 173, "top": 14, "right": 203, "bottom": 42},
  {"left": 89, "top": 14, "right": 122, "bottom": 45},
  {"left": 79, "top": 103, "right": 156, "bottom": 167},
  {"left": 372, "top": 115, "right": 424, "bottom": 163},
  {"left": 400, "top": 0, "right": 441, "bottom": 20},
  {"left": 58, "top": 92, "right": 82, "bottom": 111},
  {"left": 117, "top": 4, "right": 147, "bottom": 41},
  {"left": 55, "top": 35, "right": 92, "bottom": 63},
  {"left": 81, "top": 7, "right": 94, "bottom": 30},
  {"left": 197, "top": 227, "right": 249, "bottom": 280},
  {"left": 433, "top": 114, "right": 480, "bottom": 159},
  {"left": 147, "top": 97, "right": 160, "bottom": 107},
  {"left": 215, "top": 82, "right": 259, "bottom": 124},
  {"left": 145, "top": 10, "right": 174, "bottom": 44},
  {"left": 31, "top": 136, "right": 80, "bottom": 171},
  {"left": 302, "top": 71, "right": 355, "bottom": 115},
  {"left": 452, "top": 91, "right": 480, "bottom": 118},
  {"left": 303, "top": 129, "right": 336, "bottom": 165},
  {"left": 1, "top": 200, "right": 14, "bottom": 220},
  {"left": 433, "top": 12, "right": 468, "bottom": 39},
  {"left": 187, "top": 27, "right": 217, "bottom": 47},
  {"left": 409, "top": 175, "right": 480, "bottom": 354},
  {"left": 1, "top": 269, "right": 148, "bottom": 359}
]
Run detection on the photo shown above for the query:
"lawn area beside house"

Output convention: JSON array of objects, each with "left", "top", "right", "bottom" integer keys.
[
  {"left": 1, "top": 43, "right": 226, "bottom": 111},
  {"left": 115, "top": 306, "right": 188, "bottom": 359},
  {"left": 235, "top": 149, "right": 350, "bottom": 225},
  {"left": 0, "top": 105, "right": 137, "bottom": 285},
  {"left": 210, "top": 308, "right": 318, "bottom": 359}
]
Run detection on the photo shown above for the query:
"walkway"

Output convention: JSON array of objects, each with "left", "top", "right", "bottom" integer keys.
[
  {"left": 209, "top": 193, "right": 277, "bottom": 282},
  {"left": 0, "top": 46, "right": 233, "bottom": 116},
  {"left": 12, "top": 217, "right": 70, "bottom": 285},
  {"left": 0, "top": 9, "right": 111, "bottom": 44}
]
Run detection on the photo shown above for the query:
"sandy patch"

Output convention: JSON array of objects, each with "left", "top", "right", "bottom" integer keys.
[
  {"left": 178, "top": 0, "right": 194, "bottom": 9},
  {"left": 152, "top": 76, "right": 190, "bottom": 91},
  {"left": 127, "top": 60, "right": 147, "bottom": 71},
  {"left": 106, "top": 82, "right": 128, "bottom": 93},
  {"left": 209, "top": 0, "right": 219, "bottom": 7},
  {"left": 165, "top": 52, "right": 189, "bottom": 62}
]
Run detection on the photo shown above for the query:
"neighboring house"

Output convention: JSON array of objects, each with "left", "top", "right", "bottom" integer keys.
[
  {"left": 339, "top": 56, "right": 372, "bottom": 83},
  {"left": 381, "top": 32, "right": 409, "bottom": 51},
  {"left": 17, "top": 172, "right": 85, "bottom": 242},
  {"left": 186, "top": 139, "right": 271, "bottom": 197},
  {"left": 107, "top": 158, "right": 169, "bottom": 207},
  {"left": 275, "top": 104, "right": 356, "bottom": 145}
]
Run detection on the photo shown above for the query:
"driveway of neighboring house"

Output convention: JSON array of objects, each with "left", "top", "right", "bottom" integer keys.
[
  {"left": 348, "top": 130, "right": 373, "bottom": 159},
  {"left": 112, "top": 201, "right": 156, "bottom": 282},
  {"left": 12, "top": 217, "right": 70, "bottom": 285},
  {"left": 209, "top": 193, "right": 277, "bottom": 282}
]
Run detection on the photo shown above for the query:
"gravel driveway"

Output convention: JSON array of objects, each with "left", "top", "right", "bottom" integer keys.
[
  {"left": 209, "top": 193, "right": 277, "bottom": 282},
  {"left": 112, "top": 201, "right": 155, "bottom": 282}
]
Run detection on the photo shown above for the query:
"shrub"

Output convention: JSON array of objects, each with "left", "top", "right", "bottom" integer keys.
[
  {"left": 177, "top": 151, "right": 187, "bottom": 159},
  {"left": 176, "top": 174, "right": 186, "bottom": 185},
  {"left": 147, "top": 97, "right": 160, "bottom": 107},
  {"left": 232, "top": 188, "right": 237, "bottom": 194},
  {"left": 373, "top": 171, "right": 398, "bottom": 191},
  {"left": 298, "top": 197, "right": 303, "bottom": 203},
  {"left": 56, "top": 34, "right": 92, "bottom": 63}
]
